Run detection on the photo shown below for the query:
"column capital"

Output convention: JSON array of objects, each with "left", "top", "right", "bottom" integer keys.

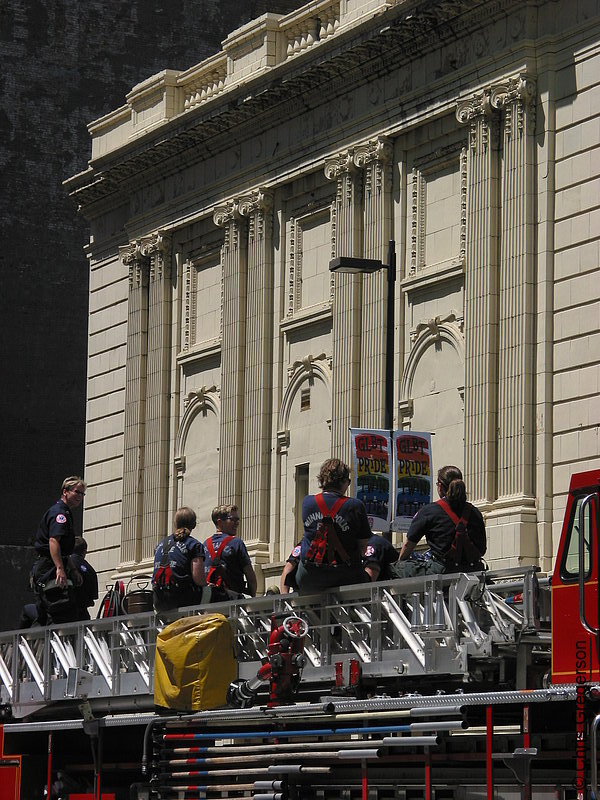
[
  {"left": 214, "top": 188, "right": 273, "bottom": 227},
  {"left": 456, "top": 90, "right": 493, "bottom": 126},
  {"left": 238, "top": 188, "right": 273, "bottom": 217},
  {"left": 213, "top": 199, "right": 242, "bottom": 227},
  {"left": 456, "top": 89, "right": 500, "bottom": 151},
  {"left": 353, "top": 135, "right": 393, "bottom": 169},
  {"left": 324, "top": 150, "right": 359, "bottom": 181},
  {"left": 491, "top": 74, "right": 537, "bottom": 136}
]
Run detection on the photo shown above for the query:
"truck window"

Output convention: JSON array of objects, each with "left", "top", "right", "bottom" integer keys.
[{"left": 560, "top": 494, "right": 592, "bottom": 581}]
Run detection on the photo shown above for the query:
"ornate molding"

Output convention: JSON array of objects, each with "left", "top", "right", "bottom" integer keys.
[
  {"left": 183, "top": 384, "right": 219, "bottom": 410},
  {"left": 279, "top": 352, "right": 332, "bottom": 439},
  {"left": 325, "top": 137, "right": 392, "bottom": 190},
  {"left": 276, "top": 428, "right": 290, "bottom": 455},
  {"left": 174, "top": 455, "right": 186, "bottom": 477},
  {"left": 409, "top": 148, "right": 466, "bottom": 277},
  {"left": 410, "top": 311, "right": 463, "bottom": 346},
  {"left": 286, "top": 352, "right": 331, "bottom": 384},
  {"left": 400, "top": 319, "right": 465, "bottom": 431},
  {"left": 183, "top": 258, "right": 192, "bottom": 352},
  {"left": 175, "top": 384, "right": 221, "bottom": 467},
  {"left": 214, "top": 189, "right": 273, "bottom": 246},
  {"left": 398, "top": 398, "right": 414, "bottom": 429},
  {"left": 149, "top": 233, "right": 171, "bottom": 282}
]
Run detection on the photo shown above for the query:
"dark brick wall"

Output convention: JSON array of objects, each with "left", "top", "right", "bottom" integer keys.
[{"left": 0, "top": 0, "right": 302, "bottom": 630}]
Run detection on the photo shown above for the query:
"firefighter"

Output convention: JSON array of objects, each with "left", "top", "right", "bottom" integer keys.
[
  {"left": 31, "top": 476, "right": 85, "bottom": 625},
  {"left": 393, "top": 465, "right": 486, "bottom": 576},
  {"left": 152, "top": 507, "right": 207, "bottom": 613},
  {"left": 204, "top": 506, "right": 257, "bottom": 598},
  {"left": 295, "top": 459, "right": 371, "bottom": 594}
]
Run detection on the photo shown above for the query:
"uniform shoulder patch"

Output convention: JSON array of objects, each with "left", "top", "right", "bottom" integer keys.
[
  {"left": 56, "top": 514, "right": 67, "bottom": 524},
  {"left": 365, "top": 545, "right": 375, "bottom": 557}
]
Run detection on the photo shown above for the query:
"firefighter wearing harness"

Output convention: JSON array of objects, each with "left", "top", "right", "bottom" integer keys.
[
  {"left": 296, "top": 458, "right": 371, "bottom": 594},
  {"left": 151, "top": 507, "right": 206, "bottom": 612},
  {"left": 204, "top": 505, "right": 257, "bottom": 598},
  {"left": 392, "top": 465, "right": 486, "bottom": 577}
]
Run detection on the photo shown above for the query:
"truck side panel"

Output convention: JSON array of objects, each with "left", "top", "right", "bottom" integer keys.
[{"left": 551, "top": 470, "right": 600, "bottom": 683}]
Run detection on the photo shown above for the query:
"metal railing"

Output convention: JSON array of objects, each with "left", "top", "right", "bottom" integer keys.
[{"left": 0, "top": 567, "right": 548, "bottom": 718}]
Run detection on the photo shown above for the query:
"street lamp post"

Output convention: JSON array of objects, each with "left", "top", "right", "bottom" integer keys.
[{"left": 329, "top": 240, "right": 396, "bottom": 431}]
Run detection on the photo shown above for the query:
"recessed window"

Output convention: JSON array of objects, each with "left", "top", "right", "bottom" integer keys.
[{"left": 300, "top": 388, "right": 311, "bottom": 411}]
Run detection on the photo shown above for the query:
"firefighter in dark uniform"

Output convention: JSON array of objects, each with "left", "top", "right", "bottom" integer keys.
[
  {"left": 363, "top": 534, "right": 400, "bottom": 581},
  {"left": 152, "top": 507, "right": 207, "bottom": 613},
  {"left": 32, "top": 476, "right": 86, "bottom": 624}
]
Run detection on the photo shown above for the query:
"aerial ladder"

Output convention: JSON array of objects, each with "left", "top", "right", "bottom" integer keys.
[{"left": 0, "top": 468, "right": 598, "bottom": 799}]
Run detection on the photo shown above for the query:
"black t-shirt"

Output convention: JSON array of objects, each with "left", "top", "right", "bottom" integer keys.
[
  {"left": 362, "top": 534, "right": 399, "bottom": 580},
  {"left": 71, "top": 554, "right": 99, "bottom": 607},
  {"left": 34, "top": 499, "right": 75, "bottom": 559},
  {"left": 406, "top": 500, "right": 486, "bottom": 561}
]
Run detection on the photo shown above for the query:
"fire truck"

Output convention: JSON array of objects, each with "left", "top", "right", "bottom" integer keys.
[{"left": 0, "top": 469, "right": 598, "bottom": 800}]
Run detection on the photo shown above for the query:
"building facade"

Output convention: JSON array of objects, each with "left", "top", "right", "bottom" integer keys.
[{"left": 67, "top": 0, "right": 600, "bottom": 592}]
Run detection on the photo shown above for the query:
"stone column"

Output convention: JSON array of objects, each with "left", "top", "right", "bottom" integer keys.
[
  {"left": 355, "top": 137, "right": 394, "bottom": 428},
  {"left": 456, "top": 91, "right": 501, "bottom": 504},
  {"left": 120, "top": 242, "right": 149, "bottom": 565},
  {"left": 491, "top": 75, "right": 537, "bottom": 501},
  {"left": 325, "top": 151, "right": 363, "bottom": 465},
  {"left": 214, "top": 201, "right": 248, "bottom": 505},
  {"left": 140, "top": 234, "right": 172, "bottom": 561},
  {"left": 489, "top": 75, "right": 538, "bottom": 564},
  {"left": 239, "top": 190, "right": 273, "bottom": 560}
]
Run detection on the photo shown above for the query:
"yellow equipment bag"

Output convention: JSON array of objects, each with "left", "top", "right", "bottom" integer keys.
[{"left": 154, "top": 613, "right": 237, "bottom": 711}]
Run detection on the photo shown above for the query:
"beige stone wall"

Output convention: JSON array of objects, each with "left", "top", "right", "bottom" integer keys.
[
  {"left": 67, "top": 0, "right": 600, "bottom": 594},
  {"left": 550, "top": 34, "right": 600, "bottom": 563}
]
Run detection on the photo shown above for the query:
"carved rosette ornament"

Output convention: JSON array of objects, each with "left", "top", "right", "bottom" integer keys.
[{"left": 490, "top": 74, "right": 536, "bottom": 137}]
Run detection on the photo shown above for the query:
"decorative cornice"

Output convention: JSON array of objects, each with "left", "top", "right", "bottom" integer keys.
[{"left": 69, "top": 0, "right": 526, "bottom": 211}]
